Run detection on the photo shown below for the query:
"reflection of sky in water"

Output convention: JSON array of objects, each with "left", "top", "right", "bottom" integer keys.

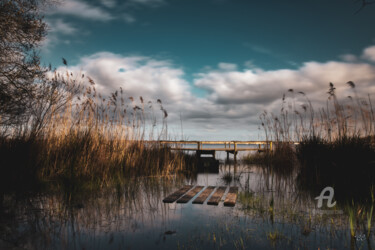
[{"left": 1, "top": 160, "right": 371, "bottom": 249}]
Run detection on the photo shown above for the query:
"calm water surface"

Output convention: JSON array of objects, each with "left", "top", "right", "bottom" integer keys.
[{"left": 0, "top": 151, "right": 373, "bottom": 249}]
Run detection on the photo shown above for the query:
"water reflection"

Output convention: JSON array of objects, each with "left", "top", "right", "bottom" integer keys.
[{"left": 1, "top": 157, "right": 375, "bottom": 249}]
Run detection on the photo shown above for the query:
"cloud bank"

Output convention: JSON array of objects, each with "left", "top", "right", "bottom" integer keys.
[
  {"left": 58, "top": 45, "right": 375, "bottom": 140},
  {"left": 43, "top": 0, "right": 168, "bottom": 50}
]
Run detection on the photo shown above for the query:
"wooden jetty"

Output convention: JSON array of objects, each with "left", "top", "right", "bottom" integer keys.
[
  {"left": 163, "top": 185, "right": 239, "bottom": 206},
  {"left": 159, "top": 140, "right": 273, "bottom": 161}
]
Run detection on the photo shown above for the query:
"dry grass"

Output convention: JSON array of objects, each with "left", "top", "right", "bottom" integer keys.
[
  {"left": 260, "top": 82, "right": 375, "bottom": 143},
  {"left": 255, "top": 82, "right": 375, "bottom": 202},
  {"left": 0, "top": 69, "right": 195, "bottom": 188}
]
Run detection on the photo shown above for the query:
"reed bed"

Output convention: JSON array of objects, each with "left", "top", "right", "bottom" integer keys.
[
  {"left": 251, "top": 81, "right": 375, "bottom": 202},
  {"left": 260, "top": 82, "right": 375, "bottom": 143},
  {"left": 0, "top": 68, "right": 195, "bottom": 188}
]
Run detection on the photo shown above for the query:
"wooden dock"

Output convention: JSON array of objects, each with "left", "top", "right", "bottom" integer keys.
[
  {"left": 159, "top": 140, "right": 273, "bottom": 161},
  {"left": 163, "top": 185, "right": 239, "bottom": 206}
]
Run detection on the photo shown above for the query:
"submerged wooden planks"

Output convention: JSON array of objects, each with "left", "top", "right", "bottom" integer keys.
[
  {"left": 224, "top": 187, "right": 238, "bottom": 207},
  {"left": 177, "top": 186, "right": 204, "bottom": 203},
  {"left": 163, "top": 185, "right": 239, "bottom": 206},
  {"left": 162, "top": 185, "right": 193, "bottom": 203},
  {"left": 192, "top": 186, "right": 215, "bottom": 204},
  {"left": 207, "top": 186, "right": 227, "bottom": 205}
]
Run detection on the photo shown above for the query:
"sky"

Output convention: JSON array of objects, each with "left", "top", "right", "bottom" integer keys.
[{"left": 41, "top": 0, "right": 375, "bottom": 140}]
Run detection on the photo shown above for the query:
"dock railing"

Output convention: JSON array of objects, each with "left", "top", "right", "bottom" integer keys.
[{"left": 158, "top": 140, "right": 274, "bottom": 151}]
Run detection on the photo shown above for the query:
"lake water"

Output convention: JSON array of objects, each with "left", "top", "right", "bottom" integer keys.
[{"left": 0, "top": 152, "right": 373, "bottom": 249}]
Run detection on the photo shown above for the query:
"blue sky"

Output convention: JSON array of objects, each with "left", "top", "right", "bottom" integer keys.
[{"left": 42, "top": 0, "right": 375, "bottom": 140}]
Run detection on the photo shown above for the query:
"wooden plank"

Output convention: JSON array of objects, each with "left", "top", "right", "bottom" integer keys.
[
  {"left": 163, "top": 185, "right": 193, "bottom": 203},
  {"left": 224, "top": 187, "right": 239, "bottom": 207},
  {"left": 207, "top": 187, "right": 227, "bottom": 205},
  {"left": 192, "top": 186, "right": 216, "bottom": 204},
  {"left": 177, "top": 186, "right": 204, "bottom": 203}
]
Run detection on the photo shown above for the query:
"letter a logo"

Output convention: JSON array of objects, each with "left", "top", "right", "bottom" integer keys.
[{"left": 315, "top": 186, "right": 336, "bottom": 208}]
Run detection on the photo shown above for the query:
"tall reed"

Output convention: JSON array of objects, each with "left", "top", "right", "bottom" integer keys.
[
  {"left": 257, "top": 82, "right": 375, "bottom": 202},
  {"left": 260, "top": 82, "right": 375, "bottom": 143},
  {"left": 0, "top": 67, "right": 195, "bottom": 187}
]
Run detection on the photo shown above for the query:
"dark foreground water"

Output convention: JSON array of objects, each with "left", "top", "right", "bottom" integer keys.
[{"left": 0, "top": 153, "right": 374, "bottom": 249}]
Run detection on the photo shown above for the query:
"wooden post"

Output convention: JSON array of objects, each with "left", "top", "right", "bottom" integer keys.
[
  {"left": 234, "top": 157, "right": 237, "bottom": 173},
  {"left": 270, "top": 141, "right": 273, "bottom": 151},
  {"left": 227, "top": 151, "right": 229, "bottom": 161},
  {"left": 197, "top": 141, "right": 201, "bottom": 150},
  {"left": 234, "top": 142, "right": 237, "bottom": 162}
]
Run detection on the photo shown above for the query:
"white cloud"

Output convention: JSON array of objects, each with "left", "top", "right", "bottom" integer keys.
[
  {"left": 48, "top": 0, "right": 114, "bottom": 21},
  {"left": 128, "top": 0, "right": 166, "bottom": 7},
  {"left": 42, "top": 19, "right": 78, "bottom": 52},
  {"left": 195, "top": 61, "right": 375, "bottom": 106},
  {"left": 57, "top": 52, "right": 258, "bottom": 139},
  {"left": 61, "top": 52, "right": 194, "bottom": 105},
  {"left": 123, "top": 14, "right": 136, "bottom": 23},
  {"left": 244, "top": 43, "right": 273, "bottom": 56},
  {"left": 218, "top": 63, "right": 237, "bottom": 71},
  {"left": 46, "top": 0, "right": 167, "bottom": 27},
  {"left": 362, "top": 45, "right": 375, "bottom": 62},
  {"left": 244, "top": 60, "right": 256, "bottom": 69},
  {"left": 100, "top": 0, "right": 116, "bottom": 8},
  {"left": 56, "top": 45, "right": 375, "bottom": 140},
  {"left": 47, "top": 19, "right": 77, "bottom": 35},
  {"left": 339, "top": 54, "right": 357, "bottom": 62}
]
